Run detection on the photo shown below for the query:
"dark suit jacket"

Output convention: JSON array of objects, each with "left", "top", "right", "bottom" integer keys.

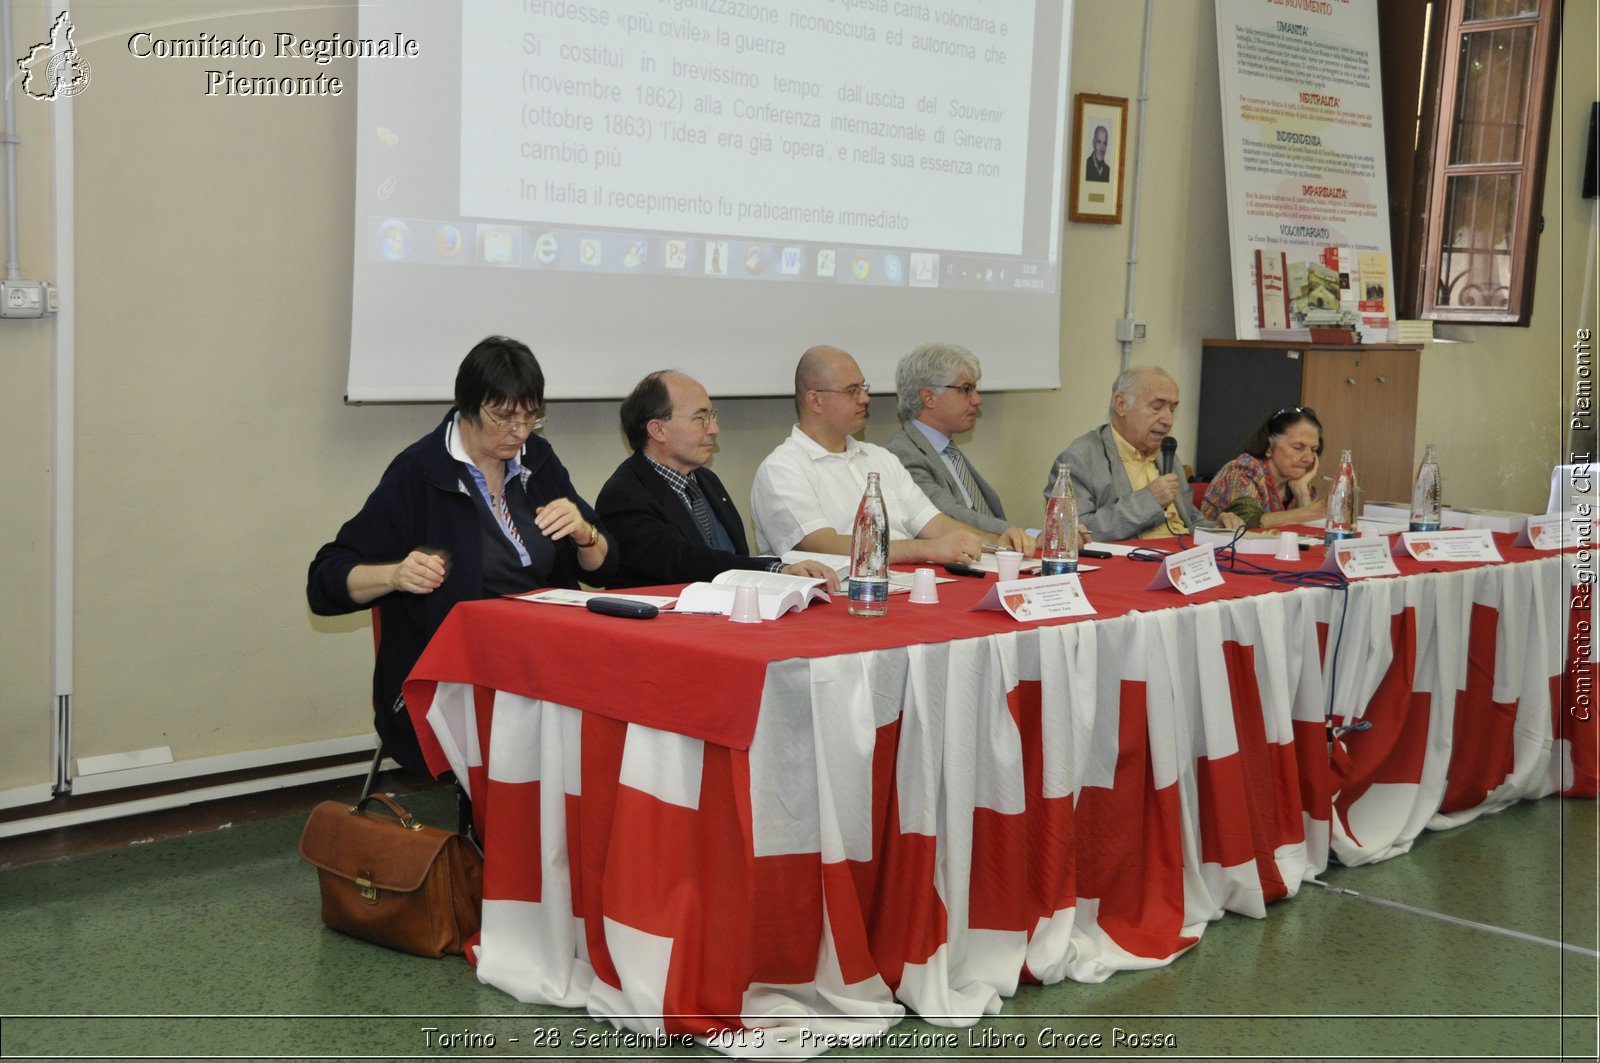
[
  {"left": 596, "top": 451, "right": 780, "bottom": 588},
  {"left": 307, "top": 410, "right": 618, "bottom": 773}
]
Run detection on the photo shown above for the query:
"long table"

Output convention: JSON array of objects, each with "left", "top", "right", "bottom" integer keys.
[{"left": 404, "top": 537, "right": 1593, "bottom": 1057}]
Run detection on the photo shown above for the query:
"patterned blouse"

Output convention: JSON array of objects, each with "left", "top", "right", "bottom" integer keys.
[{"left": 1200, "top": 453, "right": 1286, "bottom": 526}]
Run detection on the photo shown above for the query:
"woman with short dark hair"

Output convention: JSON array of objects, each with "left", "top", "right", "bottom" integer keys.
[
  {"left": 307, "top": 336, "right": 616, "bottom": 773},
  {"left": 1200, "top": 406, "right": 1328, "bottom": 530}
]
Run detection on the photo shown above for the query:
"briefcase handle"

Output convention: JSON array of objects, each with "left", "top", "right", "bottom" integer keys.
[{"left": 350, "top": 792, "right": 425, "bottom": 832}]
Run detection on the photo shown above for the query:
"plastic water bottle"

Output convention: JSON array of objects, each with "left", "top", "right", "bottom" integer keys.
[
  {"left": 1409, "top": 443, "right": 1441, "bottom": 532},
  {"left": 1040, "top": 460, "right": 1080, "bottom": 575},
  {"left": 848, "top": 472, "right": 889, "bottom": 617},
  {"left": 1324, "top": 449, "right": 1358, "bottom": 544}
]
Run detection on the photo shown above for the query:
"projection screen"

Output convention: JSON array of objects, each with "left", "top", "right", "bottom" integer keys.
[{"left": 348, "top": 0, "right": 1073, "bottom": 400}]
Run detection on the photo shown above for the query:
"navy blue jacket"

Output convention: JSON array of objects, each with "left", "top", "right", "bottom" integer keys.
[
  {"left": 595, "top": 451, "right": 779, "bottom": 588},
  {"left": 307, "top": 410, "right": 617, "bottom": 772}
]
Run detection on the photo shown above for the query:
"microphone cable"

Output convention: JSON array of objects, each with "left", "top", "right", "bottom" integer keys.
[{"left": 1129, "top": 528, "right": 1368, "bottom": 738}]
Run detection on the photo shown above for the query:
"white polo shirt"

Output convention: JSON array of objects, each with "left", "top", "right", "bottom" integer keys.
[{"left": 750, "top": 425, "right": 943, "bottom": 555}]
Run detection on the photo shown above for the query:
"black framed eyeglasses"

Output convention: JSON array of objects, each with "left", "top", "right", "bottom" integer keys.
[{"left": 938, "top": 382, "right": 979, "bottom": 398}]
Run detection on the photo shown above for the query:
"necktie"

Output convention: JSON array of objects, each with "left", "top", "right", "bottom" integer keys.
[
  {"left": 491, "top": 491, "right": 524, "bottom": 548},
  {"left": 943, "top": 443, "right": 994, "bottom": 518},
  {"left": 682, "top": 475, "right": 718, "bottom": 546}
]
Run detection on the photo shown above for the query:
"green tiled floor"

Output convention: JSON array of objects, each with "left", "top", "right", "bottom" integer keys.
[{"left": 1, "top": 791, "right": 1594, "bottom": 1061}]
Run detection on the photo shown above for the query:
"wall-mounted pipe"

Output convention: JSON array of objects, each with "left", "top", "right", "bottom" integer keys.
[
  {"left": 2, "top": 0, "right": 24, "bottom": 280},
  {"left": 51, "top": 0, "right": 75, "bottom": 794},
  {"left": 1119, "top": 0, "right": 1155, "bottom": 369}
]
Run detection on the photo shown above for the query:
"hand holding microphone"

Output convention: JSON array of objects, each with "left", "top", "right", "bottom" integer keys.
[{"left": 1145, "top": 436, "right": 1182, "bottom": 508}]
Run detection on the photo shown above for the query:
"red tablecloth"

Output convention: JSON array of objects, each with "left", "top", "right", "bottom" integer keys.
[
  {"left": 403, "top": 539, "right": 1593, "bottom": 1058},
  {"left": 406, "top": 532, "right": 1571, "bottom": 752}
]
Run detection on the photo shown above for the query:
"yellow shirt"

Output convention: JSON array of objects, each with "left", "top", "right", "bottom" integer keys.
[{"left": 1112, "top": 427, "right": 1188, "bottom": 538}]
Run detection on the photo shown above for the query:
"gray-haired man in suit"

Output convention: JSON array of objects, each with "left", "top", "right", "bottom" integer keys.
[{"left": 885, "top": 342, "right": 1036, "bottom": 556}]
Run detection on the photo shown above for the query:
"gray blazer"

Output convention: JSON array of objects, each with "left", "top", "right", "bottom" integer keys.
[
  {"left": 885, "top": 421, "right": 1012, "bottom": 535},
  {"left": 1049, "top": 424, "right": 1207, "bottom": 542}
]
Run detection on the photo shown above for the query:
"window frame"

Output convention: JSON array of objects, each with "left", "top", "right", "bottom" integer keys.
[{"left": 1416, "top": 0, "right": 1561, "bottom": 326}]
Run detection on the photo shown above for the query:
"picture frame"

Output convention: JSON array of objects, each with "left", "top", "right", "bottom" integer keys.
[{"left": 1068, "top": 93, "right": 1128, "bottom": 224}]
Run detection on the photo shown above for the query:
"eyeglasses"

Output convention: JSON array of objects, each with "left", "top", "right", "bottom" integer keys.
[
  {"left": 937, "top": 382, "right": 979, "bottom": 398},
  {"left": 813, "top": 383, "right": 872, "bottom": 400},
  {"left": 677, "top": 409, "right": 719, "bottom": 428},
  {"left": 481, "top": 407, "right": 546, "bottom": 433},
  {"left": 1272, "top": 405, "right": 1316, "bottom": 421}
]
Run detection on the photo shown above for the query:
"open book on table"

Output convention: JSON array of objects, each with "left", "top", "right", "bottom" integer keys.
[
  {"left": 675, "top": 569, "right": 832, "bottom": 620},
  {"left": 781, "top": 551, "right": 851, "bottom": 580},
  {"left": 778, "top": 550, "right": 954, "bottom": 593}
]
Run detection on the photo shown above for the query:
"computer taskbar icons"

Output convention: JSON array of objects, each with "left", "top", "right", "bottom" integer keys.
[{"left": 365, "top": 217, "right": 1046, "bottom": 292}]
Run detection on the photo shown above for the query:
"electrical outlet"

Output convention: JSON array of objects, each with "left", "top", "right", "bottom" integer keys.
[
  {"left": 0, "top": 280, "right": 47, "bottom": 318},
  {"left": 1115, "top": 318, "right": 1147, "bottom": 342}
]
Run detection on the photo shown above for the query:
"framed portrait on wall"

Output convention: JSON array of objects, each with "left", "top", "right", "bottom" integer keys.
[{"left": 1068, "top": 94, "right": 1128, "bottom": 224}]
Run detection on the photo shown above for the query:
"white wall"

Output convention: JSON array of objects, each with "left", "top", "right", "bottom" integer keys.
[
  {"left": 0, "top": 0, "right": 56, "bottom": 794},
  {"left": 0, "top": 0, "right": 1589, "bottom": 796}
]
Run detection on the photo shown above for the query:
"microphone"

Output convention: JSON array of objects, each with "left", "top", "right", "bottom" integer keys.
[{"left": 1160, "top": 436, "right": 1177, "bottom": 476}]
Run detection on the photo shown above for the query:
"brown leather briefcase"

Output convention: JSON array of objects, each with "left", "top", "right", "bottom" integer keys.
[{"left": 297, "top": 792, "right": 482, "bottom": 957}]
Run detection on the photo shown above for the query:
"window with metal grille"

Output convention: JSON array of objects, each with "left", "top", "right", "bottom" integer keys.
[{"left": 1419, "top": 0, "right": 1561, "bottom": 324}]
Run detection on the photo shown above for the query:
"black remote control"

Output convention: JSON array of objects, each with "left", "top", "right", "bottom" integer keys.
[{"left": 585, "top": 597, "right": 660, "bottom": 620}]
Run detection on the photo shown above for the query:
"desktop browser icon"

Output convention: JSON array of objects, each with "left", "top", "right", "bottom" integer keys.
[{"left": 433, "top": 225, "right": 463, "bottom": 261}]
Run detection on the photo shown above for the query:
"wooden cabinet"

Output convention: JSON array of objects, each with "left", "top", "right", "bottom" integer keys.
[{"left": 1197, "top": 341, "right": 1422, "bottom": 502}]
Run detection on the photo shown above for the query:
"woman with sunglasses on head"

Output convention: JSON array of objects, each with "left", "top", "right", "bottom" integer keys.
[
  {"left": 1199, "top": 406, "right": 1328, "bottom": 531},
  {"left": 308, "top": 335, "right": 617, "bottom": 774}
]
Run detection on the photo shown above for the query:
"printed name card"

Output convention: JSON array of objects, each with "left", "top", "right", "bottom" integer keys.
[
  {"left": 971, "top": 574, "right": 1096, "bottom": 622},
  {"left": 1144, "top": 543, "right": 1225, "bottom": 594},
  {"left": 1318, "top": 537, "right": 1400, "bottom": 579},
  {"left": 1517, "top": 513, "right": 1572, "bottom": 551},
  {"left": 1394, "top": 528, "right": 1502, "bottom": 563}
]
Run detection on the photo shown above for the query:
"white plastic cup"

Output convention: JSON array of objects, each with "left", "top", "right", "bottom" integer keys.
[
  {"left": 729, "top": 584, "right": 763, "bottom": 623},
  {"left": 1275, "top": 530, "right": 1300, "bottom": 561},
  {"left": 995, "top": 550, "right": 1023, "bottom": 582},
  {"left": 908, "top": 567, "right": 939, "bottom": 604}
]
